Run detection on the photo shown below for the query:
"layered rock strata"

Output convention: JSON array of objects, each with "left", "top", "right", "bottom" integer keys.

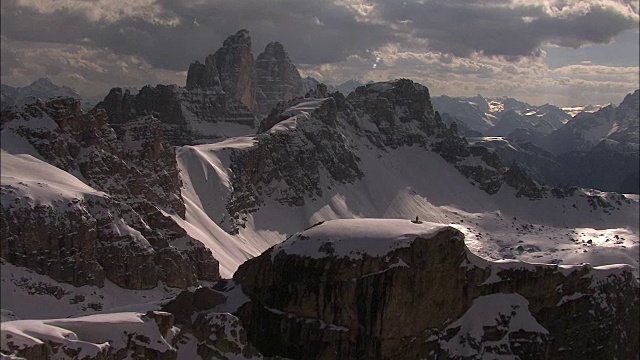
[
  {"left": 1, "top": 98, "right": 220, "bottom": 289},
  {"left": 233, "top": 219, "right": 639, "bottom": 359}
]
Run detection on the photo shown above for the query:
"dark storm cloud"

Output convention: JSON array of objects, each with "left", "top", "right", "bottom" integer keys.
[
  {"left": 374, "top": 0, "right": 638, "bottom": 58},
  {"left": 0, "top": 38, "right": 23, "bottom": 75},
  {"left": 0, "top": 0, "right": 398, "bottom": 71},
  {"left": 159, "top": 0, "right": 399, "bottom": 64},
  {"left": 1, "top": 0, "right": 638, "bottom": 71},
  {"left": 1, "top": 0, "right": 638, "bottom": 104}
]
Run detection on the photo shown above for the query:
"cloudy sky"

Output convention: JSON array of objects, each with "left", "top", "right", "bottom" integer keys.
[{"left": 1, "top": 0, "right": 638, "bottom": 106}]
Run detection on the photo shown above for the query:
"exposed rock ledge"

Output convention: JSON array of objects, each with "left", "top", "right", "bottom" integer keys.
[
  {"left": 3, "top": 219, "right": 637, "bottom": 359},
  {"left": 233, "top": 218, "right": 639, "bottom": 359}
]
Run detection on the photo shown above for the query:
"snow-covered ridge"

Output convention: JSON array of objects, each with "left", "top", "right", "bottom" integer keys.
[
  {"left": 439, "top": 293, "right": 548, "bottom": 357},
  {"left": 0, "top": 312, "right": 172, "bottom": 359},
  {"left": 1, "top": 78, "right": 81, "bottom": 111},
  {"left": 562, "top": 104, "right": 608, "bottom": 117},
  {"left": 280, "top": 97, "right": 330, "bottom": 118},
  {"left": 272, "top": 219, "right": 447, "bottom": 260},
  {"left": 270, "top": 218, "right": 637, "bottom": 283},
  {"left": 1, "top": 151, "right": 107, "bottom": 210}
]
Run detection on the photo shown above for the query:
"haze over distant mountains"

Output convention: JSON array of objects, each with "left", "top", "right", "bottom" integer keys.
[{"left": 428, "top": 90, "right": 639, "bottom": 194}]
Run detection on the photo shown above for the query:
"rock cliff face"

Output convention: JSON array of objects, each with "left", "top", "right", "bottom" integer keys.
[
  {"left": 1, "top": 98, "right": 220, "bottom": 289},
  {"left": 233, "top": 219, "right": 639, "bottom": 359},
  {"left": 97, "top": 85, "right": 256, "bottom": 145},
  {"left": 220, "top": 79, "right": 555, "bottom": 230},
  {"left": 186, "top": 30, "right": 304, "bottom": 118},
  {"left": 255, "top": 42, "right": 303, "bottom": 117},
  {"left": 226, "top": 95, "right": 363, "bottom": 233},
  {"left": 186, "top": 30, "right": 257, "bottom": 111},
  {"left": 212, "top": 29, "right": 257, "bottom": 111}
]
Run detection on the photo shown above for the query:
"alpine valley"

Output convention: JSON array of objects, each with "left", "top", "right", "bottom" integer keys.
[{"left": 1, "top": 30, "right": 638, "bottom": 360}]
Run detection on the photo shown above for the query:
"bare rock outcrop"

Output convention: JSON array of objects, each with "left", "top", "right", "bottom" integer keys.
[
  {"left": 232, "top": 219, "right": 639, "bottom": 359},
  {"left": 186, "top": 29, "right": 257, "bottom": 112},
  {"left": 1, "top": 98, "right": 220, "bottom": 289},
  {"left": 186, "top": 30, "right": 304, "bottom": 119},
  {"left": 255, "top": 42, "right": 303, "bottom": 117},
  {"left": 97, "top": 85, "right": 256, "bottom": 145}
]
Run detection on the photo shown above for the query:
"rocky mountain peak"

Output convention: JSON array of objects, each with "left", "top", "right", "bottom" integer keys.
[
  {"left": 30, "top": 77, "right": 55, "bottom": 87},
  {"left": 468, "top": 94, "right": 490, "bottom": 113},
  {"left": 259, "top": 41, "right": 286, "bottom": 58},
  {"left": 2, "top": 98, "right": 221, "bottom": 289},
  {"left": 233, "top": 218, "right": 639, "bottom": 359},
  {"left": 347, "top": 79, "right": 443, "bottom": 146},
  {"left": 223, "top": 28, "right": 252, "bottom": 47},
  {"left": 255, "top": 40, "right": 303, "bottom": 117},
  {"left": 1, "top": 78, "right": 81, "bottom": 111},
  {"left": 97, "top": 84, "right": 256, "bottom": 145},
  {"left": 213, "top": 29, "right": 257, "bottom": 111},
  {"left": 619, "top": 89, "right": 639, "bottom": 111},
  {"left": 186, "top": 30, "right": 304, "bottom": 117},
  {"left": 181, "top": 30, "right": 261, "bottom": 112}
]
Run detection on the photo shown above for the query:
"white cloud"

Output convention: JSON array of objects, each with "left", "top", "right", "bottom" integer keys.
[
  {"left": 1, "top": 38, "right": 184, "bottom": 97},
  {"left": 14, "top": 0, "right": 181, "bottom": 25},
  {"left": 299, "top": 42, "right": 638, "bottom": 106}
]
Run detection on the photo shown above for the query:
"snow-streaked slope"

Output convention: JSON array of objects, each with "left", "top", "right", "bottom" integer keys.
[
  {"left": 1, "top": 312, "right": 173, "bottom": 358},
  {"left": 0, "top": 261, "right": 179, "bottom": 320},
  {"left": 176, "top": 139, "right": 639, "bottom": 278},
  {"left": 439, "top": 293, "right": 548, "bottom": 358},
  {"left": 1, "top": 151, "right": 106, "bottom": 208},
  {"left": 176, "top": 137, "right": 263, "bottom": 278}
]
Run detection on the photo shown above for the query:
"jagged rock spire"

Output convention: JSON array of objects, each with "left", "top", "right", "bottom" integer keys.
[
  {"left": 186, "top": 29, "right": 257, "bottom": 111},
  {"left": 255, "top": 41, "right": 303, "bottom": 117},
  {"left": 186, "top": 30, "right": 304, "bottom": 116}
]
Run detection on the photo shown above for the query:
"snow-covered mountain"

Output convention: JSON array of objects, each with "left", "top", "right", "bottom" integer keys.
[
  {"left": 1, "top": 78, "right": 81, "bottom": 110},
  {"left": 441, "top": 90, "right": 639, "bottom": 194},
  {"left": 431, "top": 94, "right": 573, "bottom": 136},
  {"left": 562, "top": 103, "right": 609, "bottom": 117},
  {"left": 301, "top": 77, "right": 366, "bottom": 96},
  {"left": 1, "top": 33, "right": 638, "bottom": 359},
  {"left": 172, "top": 80, "right": 638, "bottom": 279},
  {"left": 542, "top": 89, "right": 639, "bottom": 154},
  {"left": 501, "top": 89, "right": 640, "bottom": 193}
]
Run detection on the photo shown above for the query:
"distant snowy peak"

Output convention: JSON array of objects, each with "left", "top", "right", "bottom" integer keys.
[
  {"left": 335, "top": 79, "right": 364, "bottom": 95},
  {"left": 299, "top": 77, "right": 366, "bottom": 96},
  {"left": 562, "top": 103, "right": 609, "bottom": 117},
  {"left": 543, "top": 89, "right": 639, "bottom": 154},
  {"left": 1, "top": 78, "right": 81, "bottom": 110},
  {"left": 433, "top": 94, "right": 571, "bottom": 135}
]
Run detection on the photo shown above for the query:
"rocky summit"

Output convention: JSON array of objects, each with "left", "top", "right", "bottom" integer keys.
[
  {"left": 97, "top": 85, "right": 256, "bottom": 145},
  {"left": 1, "top": 97, "right": 220, "bottom": 290},
  {"left": 255, "top": 41, "right": 304, "bottom": 117},
  {"left": 232, "top": 219, "right": 638, "bottom": 359},
  {"left": 187, "top": 29, "right": 304, "bottom": 118}
]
